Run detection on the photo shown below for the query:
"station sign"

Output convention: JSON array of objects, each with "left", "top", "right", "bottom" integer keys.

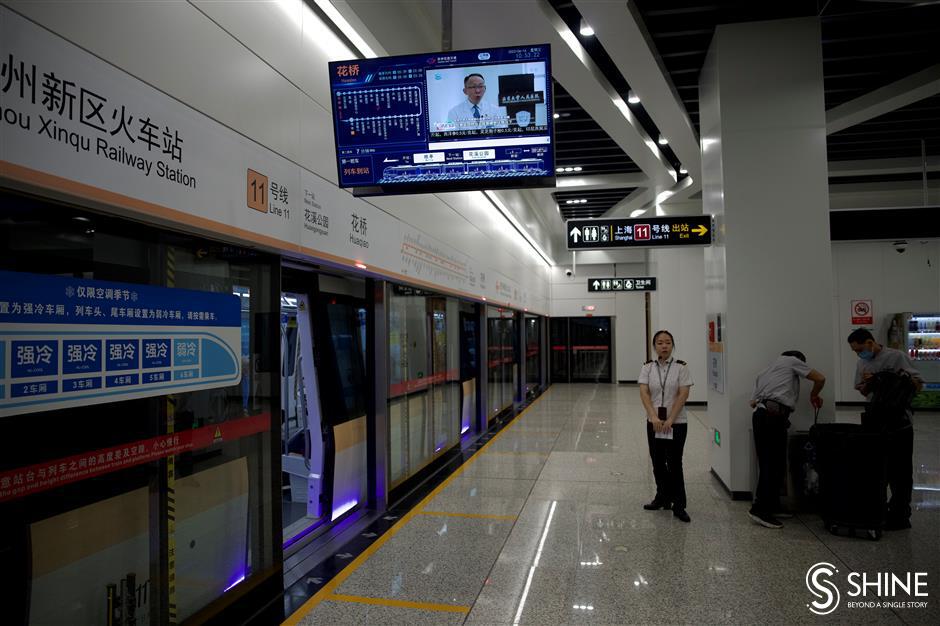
[
  {"left": 587, "top": 277, "right": 657, "bottom": 292},
  {"left": 566, "top": 216, "right": 712, "bottom": 250}
]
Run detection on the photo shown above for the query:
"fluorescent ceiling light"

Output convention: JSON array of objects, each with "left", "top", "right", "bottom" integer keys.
[
  {"left": 627, "top": 90, "right": 640, "bottom": 104},
  {"left": 658, "top": 134, "right": 668, "bottom": 146},
  {"left": 630, "top": 209, "right": 646, "bottom": 218},
  {"left": 313, "top": 0, "right": 378, "bottom": 58},
  {"left": 679, "top": 166, "right": 688, "bottom": 174},
  {"left": 579, "top": 20, "right": 595, "bottom": 36}
]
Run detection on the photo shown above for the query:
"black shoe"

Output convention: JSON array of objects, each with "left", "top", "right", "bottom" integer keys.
[
  {"left": 673, "top": 509, "right": 691, "bottom": 523},
  {"left": 643, "top": 499, "right": 671, "bottom": 511},
  {"left": 748, "top": 511, "right": 783, "bottom": 529},
  {"left": 884, "top": 518, "right": 911, "bottom": 531}
]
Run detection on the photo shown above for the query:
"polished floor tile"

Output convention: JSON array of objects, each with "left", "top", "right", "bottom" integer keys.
[{"left": 289, "top": 384, "right": 940, "bottom": 626}]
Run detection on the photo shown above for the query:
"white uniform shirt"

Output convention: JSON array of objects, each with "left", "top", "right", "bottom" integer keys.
[
  {"left": 446, "top": 99, "right": 507, "bottom": 130},
  {"left": 638, "top": 357, "right": 694, "bottom": 424},
  {"left": 751, "top": 355, "right": 812, "bottom": 411}
]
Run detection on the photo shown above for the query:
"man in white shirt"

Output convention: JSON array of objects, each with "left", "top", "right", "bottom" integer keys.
[
  {"left": 446, "top": 73, "right": 507, "bottom": 131},
  {"left": 748, "top": 350, "right": 825, "bottom": 529}
]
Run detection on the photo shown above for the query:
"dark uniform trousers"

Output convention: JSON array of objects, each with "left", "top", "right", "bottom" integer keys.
[
  {"left": 752, "top": 407, "right": 788, "bottom": 514},
  {"left": 646, "top": 421, "right": 688, "bottom": 509}
]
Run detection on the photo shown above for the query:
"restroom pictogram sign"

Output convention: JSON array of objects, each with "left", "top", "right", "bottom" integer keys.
[{"left": 851, "top": 300, "right": 873, "bottom": 325}]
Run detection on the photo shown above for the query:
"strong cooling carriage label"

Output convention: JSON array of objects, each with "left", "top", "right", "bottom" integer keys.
[{"left": 0, "top": 271, "right": 241, "bottom": 417}]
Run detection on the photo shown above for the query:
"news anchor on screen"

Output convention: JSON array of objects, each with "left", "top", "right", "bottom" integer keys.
[{"left": 446, "top": 73, "right": 508, "bottom": 130}]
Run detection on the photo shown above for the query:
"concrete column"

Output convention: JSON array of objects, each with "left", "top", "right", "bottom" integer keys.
[{"left": 700, "top": 17, "right": 834, "bottom": 497}]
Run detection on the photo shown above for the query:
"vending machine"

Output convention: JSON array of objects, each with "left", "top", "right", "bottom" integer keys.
[{"left": 887, "top": 312, "right": 940, "bottom": 409}]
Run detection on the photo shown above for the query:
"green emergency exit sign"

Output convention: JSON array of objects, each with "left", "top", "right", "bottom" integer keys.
[{"left": 714, "top": 429, "right": 721, "bottom": 446}]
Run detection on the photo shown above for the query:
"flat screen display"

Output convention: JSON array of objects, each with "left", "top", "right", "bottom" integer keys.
[{"left": 328, "top": 45, "right": 555, "bottom": 195}]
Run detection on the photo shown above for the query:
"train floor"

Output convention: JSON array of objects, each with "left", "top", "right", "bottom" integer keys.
[{"left": 283, "top": 384, "right": 940, "bottom": 625}]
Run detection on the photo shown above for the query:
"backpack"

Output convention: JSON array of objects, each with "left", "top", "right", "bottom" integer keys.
[{"left": 862, "top": 369, "right": 917, "bottom": 430}]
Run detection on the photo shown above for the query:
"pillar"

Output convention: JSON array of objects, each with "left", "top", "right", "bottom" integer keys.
[{"left": 700, "top": 17, "right": 835, "bottom": 496}]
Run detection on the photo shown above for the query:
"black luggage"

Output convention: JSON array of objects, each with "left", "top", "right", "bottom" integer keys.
[
  {"left": 812, "top": 422, "right": 888, "bottom": 541},
  {"left": 787, "top": 430, "right": 819, "bottom": 510}
]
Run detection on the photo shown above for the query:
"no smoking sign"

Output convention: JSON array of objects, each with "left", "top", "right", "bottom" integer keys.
[{"left": 851, "top": 299, "right": 873, "bottom": 325}]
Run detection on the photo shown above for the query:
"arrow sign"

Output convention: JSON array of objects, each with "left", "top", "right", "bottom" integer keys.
[
  {"left": 336, "top": 552, "right": 354, "bottom": 560},
  {"left": 362, "top": 532, "right": 378, "bottom": 538},
  {"left": 306, "top": 577, "right": 323, "bottom": 585},
  {"left": 593, "top": 280, "right": 600, "bottom": 289},
  {"left": 567, "top": 215, "right": 712, "bottom": 250}
]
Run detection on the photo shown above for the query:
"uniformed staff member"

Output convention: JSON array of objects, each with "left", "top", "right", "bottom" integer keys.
[
  {"left": 639, "top": 330, "right": 693, "bottom": 523},
  {"left": 748, "top": 351, "right": 825, "bottom": 529}
]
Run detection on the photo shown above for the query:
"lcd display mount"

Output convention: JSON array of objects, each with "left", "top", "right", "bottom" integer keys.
[{"left": 328, "top": 44, "right": 555, "bottom": 196}]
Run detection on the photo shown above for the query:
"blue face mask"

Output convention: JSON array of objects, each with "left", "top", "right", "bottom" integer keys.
[{"left": 858, "top": 350, "right": 874, "bottom": 361}]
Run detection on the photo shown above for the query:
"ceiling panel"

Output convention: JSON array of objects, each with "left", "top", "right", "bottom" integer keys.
[
  {"left": 632, "top": 0, "right": 940, "bottom": 161},
  {"left": 553, "top": 187, "right": 638, "bottom": 220}
]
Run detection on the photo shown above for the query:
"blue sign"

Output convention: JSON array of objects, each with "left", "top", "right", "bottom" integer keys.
[
  {"left": 63, "top": 339, "right": 102, "bottom": 374},
  {"left": 106, "top": 339, "right": 140, "bottom": 371},
  {"left": 63, "top": 377, "right": 102, "bottom": 393},
  {"left": 174, "top": 338, "right": 199, "bottom": 366},
  {"left": 0, "top": 271, "right": 242, "bottom": 417},
  {"left": 11, "top": 340, "right": 58, "bottom": 378},
  {"left": 142, "top": 338, "right": 171, "bottom": 368}
]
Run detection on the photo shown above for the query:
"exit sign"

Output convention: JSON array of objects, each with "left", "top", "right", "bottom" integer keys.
[{"left": 714, "top": 429, "right": 721, "bottom": 446}]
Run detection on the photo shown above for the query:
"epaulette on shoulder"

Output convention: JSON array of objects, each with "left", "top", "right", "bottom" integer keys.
[
  {"left": 644, "top": 359, "right": 653, "bottom": 365},
  {"left": 676, "top": 359, "right": 687, "bottom": 366}
]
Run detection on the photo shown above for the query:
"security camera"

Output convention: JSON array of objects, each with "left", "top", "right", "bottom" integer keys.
[
  {"left": 893, "top": 240, "right": 907, "bottom": 254},
  {"left": 565, "top": 269, "right": 573, "bottom": 277}
]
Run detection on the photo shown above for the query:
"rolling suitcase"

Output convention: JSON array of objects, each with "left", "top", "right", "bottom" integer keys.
[{"left": 812, "top": 422, "right": 887, "bottom": 541}]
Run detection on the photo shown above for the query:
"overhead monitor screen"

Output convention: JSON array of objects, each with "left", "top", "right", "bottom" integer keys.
[{"left": 328, "top": 45, "right": 555, "bottom": 196}]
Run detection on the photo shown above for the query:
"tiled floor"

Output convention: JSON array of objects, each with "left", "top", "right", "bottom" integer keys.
[{"left": 290, "top": 384, "right": 940, "bottom": 625}]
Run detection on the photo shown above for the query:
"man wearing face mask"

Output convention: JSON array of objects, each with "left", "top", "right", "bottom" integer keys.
[{"left": 847, "top": 328, "right": 923, "bottom": 530}]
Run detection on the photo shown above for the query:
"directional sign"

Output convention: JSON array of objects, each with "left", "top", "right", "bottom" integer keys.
[
  {"left": 588, "top": 277, "right": 657, "bottom": 292},
  {"left": 566, "top": 216, "right": 712, "bottom": 250}
]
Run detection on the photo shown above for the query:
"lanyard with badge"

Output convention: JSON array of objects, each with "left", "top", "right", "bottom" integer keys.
[{"left": 656, "top": 360, "right": 672, "bottom": 421}]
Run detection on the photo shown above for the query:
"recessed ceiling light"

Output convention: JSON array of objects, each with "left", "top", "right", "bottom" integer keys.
[
  {"left": 628, "top": 90, "right": 640, "bottom": 104},
  {"left": 573, "top": 166, "right": 583, "bottom": 172},
  {"left": 658, "top": 134, "right": 668, "bottom": 145},
  {"left": 566, "top": 200, "right": 574, "bottom": 204},
  {"left": 553, "top": 113, "right": 560, "bottom": 119},
  {"left": 679, "top": 166, "right": 688, "bottom": 174},
  {"left": 564, "top": 167, "right": 574, "bottom": 172},
  {"left": 556, "top": 167, "right": 564, "bottom": 173},
  {"left": 579, "top": 20, "right": 594, "bottom": 36}
]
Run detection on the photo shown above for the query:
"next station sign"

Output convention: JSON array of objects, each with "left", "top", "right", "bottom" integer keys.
[
  {"left": 587, "top": 277, "right": 657, "bottom": 292},
  {"left": 567, "top": 216, "right": 712, "bottom": 250}
]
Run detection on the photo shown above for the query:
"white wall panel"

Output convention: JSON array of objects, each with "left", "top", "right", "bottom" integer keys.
[
  {"left": 831, "top": 240, "right": 940, "bottom": 402},
  {"left": 4, "top": 0, "right": 551, "bottom": 311}
]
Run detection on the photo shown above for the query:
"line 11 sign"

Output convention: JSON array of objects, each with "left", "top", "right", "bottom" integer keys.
[
  {"left": 567, "top": 216, "right": 712, "bottom": 250},
  {"left": 588, "top": 277, "right": 657, "bottom": 292}
]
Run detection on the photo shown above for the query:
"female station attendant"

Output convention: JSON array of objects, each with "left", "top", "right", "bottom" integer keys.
[{"left": 639, "top": 330, "right": 694, "bottom": 523}]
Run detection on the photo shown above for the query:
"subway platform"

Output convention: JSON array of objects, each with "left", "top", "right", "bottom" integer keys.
[{"left": 282, "top": 384, "right": 940, "bottom": 625}]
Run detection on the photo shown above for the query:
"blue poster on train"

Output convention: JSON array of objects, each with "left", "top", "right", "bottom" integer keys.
[{"left": 0, "top": 270, "right": 241, "bottom": 417}]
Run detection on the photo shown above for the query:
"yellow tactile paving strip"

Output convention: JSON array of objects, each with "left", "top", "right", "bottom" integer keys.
[{"left": 281, "top": 389, "right": 551, "bottom": 624}]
